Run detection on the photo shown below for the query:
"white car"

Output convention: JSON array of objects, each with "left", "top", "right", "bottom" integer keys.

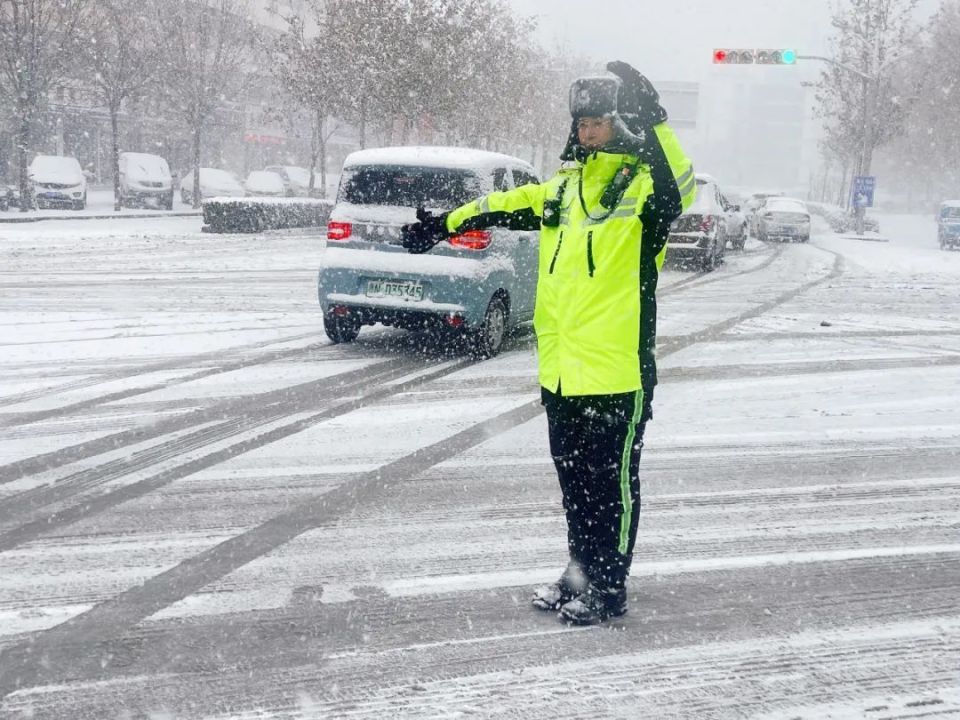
[
  {"left": 28, "top": 155, "right": 87, "bottom": 210},
  {"left": 179, "top": 168, "right": 245, "bottom": 204},
  {"left": 244, "top": 170, "right": 286, "bottom": 196},
  {"left": 721, "top": 194, "right": 748, "bottom": 250},
  {"left": 755, "top": 197, "right": 811, "bottom": 242},
  {"left": 119, "top": 152, "right": 173, "bottom": 209},
  {"left": 264, "top": 165, "right": 316, "bottom": 196},
  {"left": 745, "top": 191, "right": 785, "bottom": 236}
]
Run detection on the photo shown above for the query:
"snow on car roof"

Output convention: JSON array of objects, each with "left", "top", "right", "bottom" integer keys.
[
  {"left": 30, "top": 155, "right": 82, "bottom": 173},
  {"left": 343, "top": 146, "right": 535, "bottom": 173},
  {"left": 765, "top": 197, "right": 807, "bottom": 210},
  {"left": 941, "top": 200, "right": 960, "bottom": 208}
]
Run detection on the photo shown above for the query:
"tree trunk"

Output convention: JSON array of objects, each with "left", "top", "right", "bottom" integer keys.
[
  {"left": 17, "top": 113, "right": 31, "bottom": 212},
  {"left": 838, "top": 160, "right": 850, "bottom": 209},
  {"left": 308, "top": 108, "right": 321, "bottom": 197},
  {"left": 359, "top": 96, "right": 367, "bottom": 150},
  {"left": 318, "top": 122, "right": 328, "bottom": 199},
  {"left": 111, "top": 104, "right": 122, "bottom": 211},
  {"left": 192, "top": 124, "right": 202, "bottom": 209}
]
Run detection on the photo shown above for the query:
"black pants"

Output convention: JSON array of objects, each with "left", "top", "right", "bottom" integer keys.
[{"left": 542, "top": 385, "right": 646, "bottom": 592}]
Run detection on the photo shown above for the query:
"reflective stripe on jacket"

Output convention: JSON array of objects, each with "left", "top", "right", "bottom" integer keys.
[{"left": 652, "top": 122, "right": 696, "bottom": 270}]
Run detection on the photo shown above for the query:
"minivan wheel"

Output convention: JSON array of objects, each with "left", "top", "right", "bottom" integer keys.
[
  {"left": 469, "top": 296, "right": 508, "bottom": 359},
  {"left": 323, "top": 312, "right": 361, "bottom": 344}
]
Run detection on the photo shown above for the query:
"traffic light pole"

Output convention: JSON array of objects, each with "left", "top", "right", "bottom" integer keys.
[{"left": 796, "top": 53, "right": 876, "bottom": 234}]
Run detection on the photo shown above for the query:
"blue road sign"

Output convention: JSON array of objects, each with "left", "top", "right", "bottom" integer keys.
[{"left": 852, "top": 175, "right": 876, "bottom": 208}]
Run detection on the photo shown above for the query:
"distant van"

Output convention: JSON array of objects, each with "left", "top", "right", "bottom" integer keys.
[{"left": 938, "top": 200, "right": 960, "bottom": 251}]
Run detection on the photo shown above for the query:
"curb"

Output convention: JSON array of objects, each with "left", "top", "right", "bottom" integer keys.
[{"left": 0, "top": 211, "right": 201, "bottom": 224}]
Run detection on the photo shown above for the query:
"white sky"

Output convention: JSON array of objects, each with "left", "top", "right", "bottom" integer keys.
[{"left": 508, "top": 0, "right": 942, "bottom": 84}]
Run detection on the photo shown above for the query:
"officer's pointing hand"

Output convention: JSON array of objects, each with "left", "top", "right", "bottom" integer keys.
[{"left": 401, "top": 207, "right": 452, "bottom": 254}]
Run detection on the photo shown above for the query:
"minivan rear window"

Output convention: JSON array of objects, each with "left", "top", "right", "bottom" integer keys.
[{"left": 339, "top": 165, "right": 482, "bottom": 208}]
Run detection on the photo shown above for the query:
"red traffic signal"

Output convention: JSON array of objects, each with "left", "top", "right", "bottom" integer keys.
[{"left": 713, "top": 48, "right": 755, "bottom": 64}]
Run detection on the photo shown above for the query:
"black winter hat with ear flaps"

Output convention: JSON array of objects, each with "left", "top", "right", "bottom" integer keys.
[{"left": 559, "top": 61, "right": 669, "bottom": 161}]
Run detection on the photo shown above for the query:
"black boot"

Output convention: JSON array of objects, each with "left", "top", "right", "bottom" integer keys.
[
  {"left": 559, "top": 583, "right": 628, "bottom": 625},
  {"left": 531, "top": 563, "right": 588, "bottom": 611}
]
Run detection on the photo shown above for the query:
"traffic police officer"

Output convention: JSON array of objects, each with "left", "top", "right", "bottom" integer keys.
[{"left": 402, "top": 61, "right": 695, "bottom": 624}]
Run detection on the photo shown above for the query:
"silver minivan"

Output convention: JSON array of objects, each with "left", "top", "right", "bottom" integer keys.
[{"left": 318, "top": 146, "right": 540, "bottom": 357}]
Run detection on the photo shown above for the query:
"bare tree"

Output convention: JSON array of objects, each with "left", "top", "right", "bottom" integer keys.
[
  {"left": 270, "top": 0, "right": 344, "bottom": 196},
  {"left": 893, "top": 0, "right": 960, "bottom": 202},
  {"left": 816, "top": 0, "right": 918, "bottom": 224},
  {"left": 85, "top": 0, "right": 163, "bottom": 210},
  {"left": 157, "top": 0, "right": 257, "bottom": 208},
  {"left": 0, "top": 0, "right": 88, "bottom": 210}
]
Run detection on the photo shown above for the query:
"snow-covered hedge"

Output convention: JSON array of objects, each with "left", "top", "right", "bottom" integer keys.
[{"left": 202, "top": 196, "right": 333, "bottom": 233}]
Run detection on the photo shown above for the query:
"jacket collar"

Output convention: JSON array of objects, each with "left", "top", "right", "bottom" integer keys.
[{"left": 579, "top": 150, "right": 633, "bottom": 179}]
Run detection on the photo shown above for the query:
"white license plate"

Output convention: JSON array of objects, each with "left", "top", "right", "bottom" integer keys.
[{"left": 366, "top": 279, "right": 424, "bottom": 302}]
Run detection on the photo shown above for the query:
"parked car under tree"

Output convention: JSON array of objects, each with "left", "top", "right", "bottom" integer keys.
[
  {"left": 28, "top": 155, "right": 87, "bottom": 210},
  {"left": 179, "top": 168, "right": 246, "bottom": 204},
  {"left": 118, "top": 152, "right": 174, "bottom": 209}
]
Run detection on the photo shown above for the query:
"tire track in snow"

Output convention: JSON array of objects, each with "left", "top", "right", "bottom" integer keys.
[
  {"left": 0, "top": 329, "right": 324, "bottom": 413},
  {"left": 0, "top": 354, "right": 402, "bottom": 483},
  {"left": 0, "top": 395, "right": 545, "bottom": 698},
  {"left": 0, "top": 242, "right": 844, "bottom": 699},
  {"left": 4, "top": 561, "right": 958, "bottom": 717},
  {"left": 0, "top": 356, "right": 473, "bottom": 548}
]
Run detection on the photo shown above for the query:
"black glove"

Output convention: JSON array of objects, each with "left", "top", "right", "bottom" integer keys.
[
  {"left": 401, "top": 207, "right": 451, "bottom": 254},
  {"left": 640, "top": 384, "right": 655, "bottom": 423},
  {"left": 605, "top": 60, "right": 669, "bottom": 127}
]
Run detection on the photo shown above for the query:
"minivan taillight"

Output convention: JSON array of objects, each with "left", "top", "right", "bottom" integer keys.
[
  {"left": 700, "top": 216, "right": 715, "bottom": 233},
  {"left": 327, "top": 221, "right": 352, "bottom": 241},
  {"left": 448, "top": 230, "right": 492, "bottom": 250}
]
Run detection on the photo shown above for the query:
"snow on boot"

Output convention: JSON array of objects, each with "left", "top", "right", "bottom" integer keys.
[
  {"left": 559, "top": 584, "right": 628, "bottom": 625},
  {"left": 531, "top": 565, "right": 588, "bottom": 611}
]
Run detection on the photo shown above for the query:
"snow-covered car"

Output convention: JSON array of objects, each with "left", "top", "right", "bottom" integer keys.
[
  {"left": 939, "top": 201, "right": 960, "bottom": 251},
  {"left": 179, "top": 168, "right": 245, "bottom": 204},
  {"left": 745, "top": 191, "right": 784, "bottom": 236},
  {"left": 244, "top": 170, "right": 286, "bottom": 197},
  {"left": 118, "top": 152, "right": 174, "bottom": 209},
  {"left": 666, "top": 175, "right": 729, "bottom": 270},
  {"left": 28, "top": 155, "right": 87, "bottom": 210},
  {"left": 318, "top": 146, "right": 541, "bottom": 357},
  {"left": 755, "top": 197, "right": 811, "bottom": 242},
  {"left": 264, "top": 165, "right": 313, "bottom": 196}
]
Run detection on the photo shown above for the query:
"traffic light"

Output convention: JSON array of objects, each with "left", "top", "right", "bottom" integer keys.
[
  {"left": 756, "top": 48, "right": 797, "bottom": 65},
  {"left": 713, "top": 48, "right": 797, "bottom": 65},
  {"left": 713, "top": 49, "right": 754, "bottom": 64}
]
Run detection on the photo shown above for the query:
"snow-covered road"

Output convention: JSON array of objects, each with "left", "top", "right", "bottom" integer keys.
[{"left": 1, "top": 214, "right": 959, "bottom": 719}]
